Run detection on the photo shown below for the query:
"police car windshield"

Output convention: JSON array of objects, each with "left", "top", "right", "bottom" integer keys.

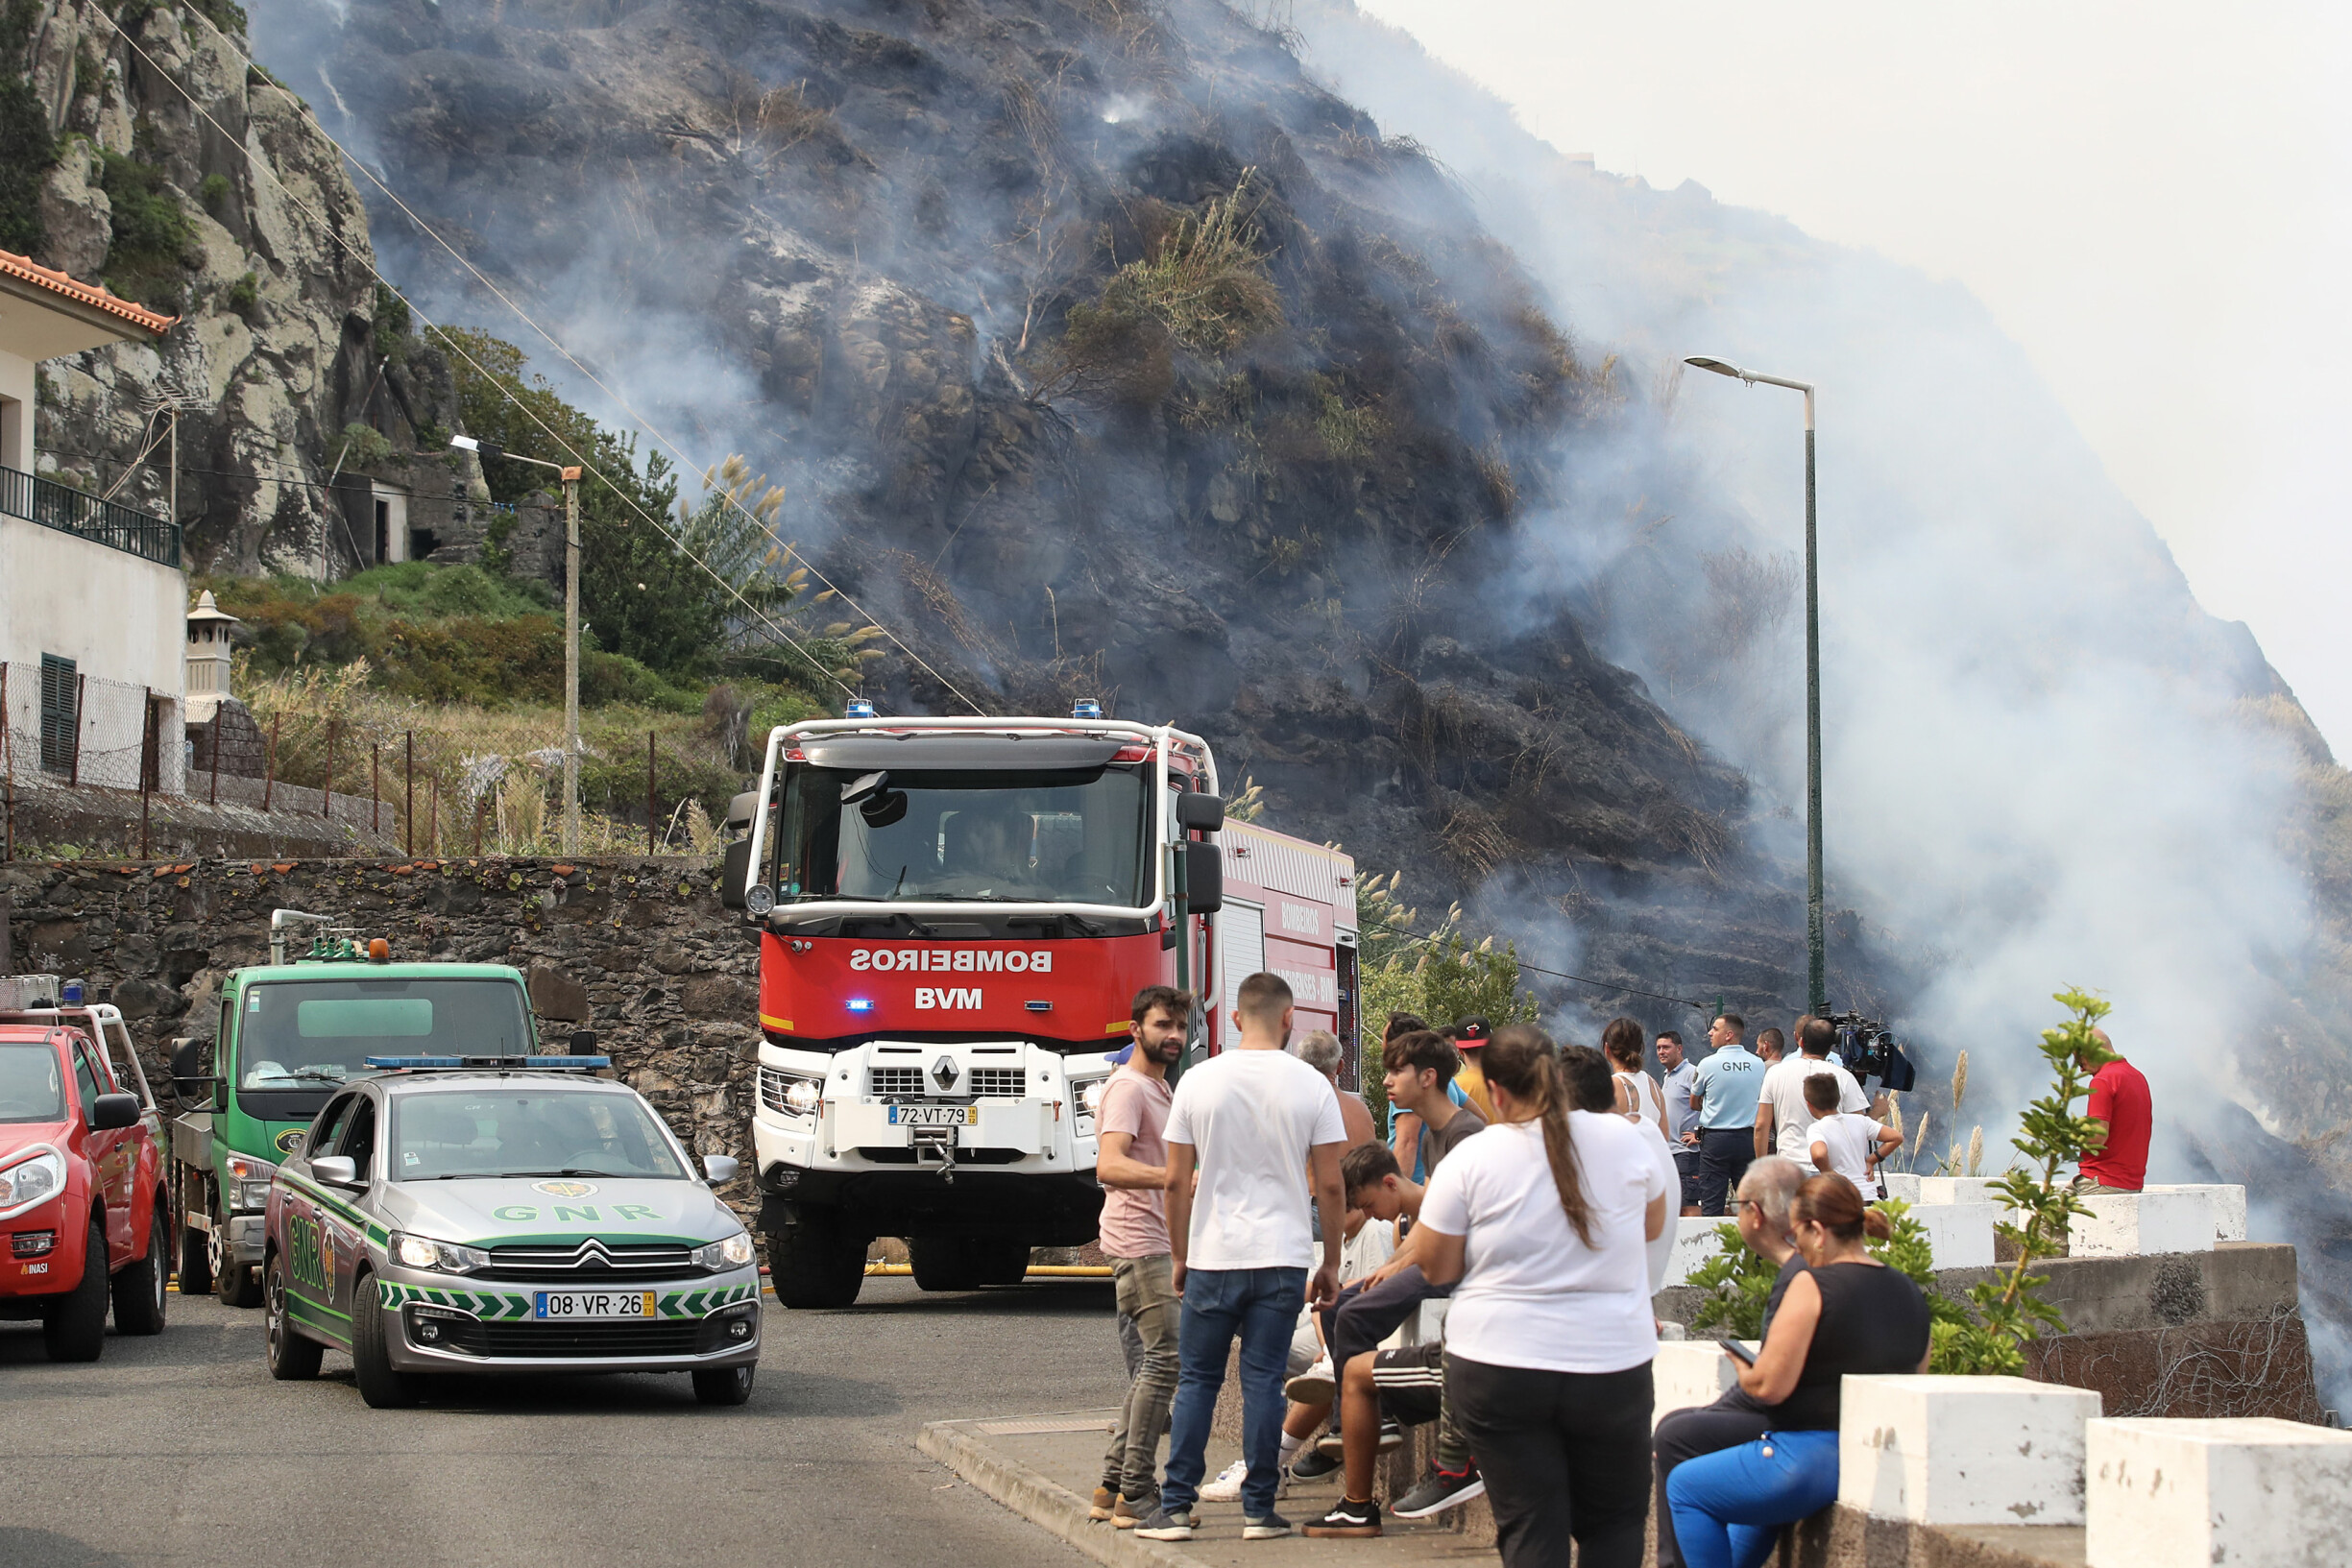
[
  {"left": 238, "top": 979, "right": 531, "bottom": 1091},
  {"left": 392, "top": 1090, "right": 688, "bottom": 1181},
  {"left": 0, "top": 1042, "right": 66, "bottom": 1122},
  {"left": 779, "top": 764, "right": 1149, "bottom": 906}
]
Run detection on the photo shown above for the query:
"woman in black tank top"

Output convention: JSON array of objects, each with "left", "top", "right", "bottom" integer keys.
[{"left": 1663, "top": 1174, "right": 1931, "bottom": 1568}]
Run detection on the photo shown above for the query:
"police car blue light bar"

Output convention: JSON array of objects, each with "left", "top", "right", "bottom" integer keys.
[
  {"left": 845, "top": 697, "right": 877, "bottom": 718},
  {"left": 363, "top": 1055, "right": 613, "bottom": 1071}
]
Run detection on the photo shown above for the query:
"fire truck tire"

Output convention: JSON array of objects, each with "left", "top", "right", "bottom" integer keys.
[
  {"left": 908, "top": 1235, "right": 987, "bottom": 1292},
  {"left": 213, "top": 1202, "right": 261, "bottom": 1309},
  {"left": 177, "top": 1201, "right": 214, "bottom": 1296},
  {"left": 352, "top": 1274, "right": 420, "bottom": 1408},
  {"left": 113, "top": 1203, "right": 168, "bottom": 1336},
  {"left": 42, "top": 1218, "right": 110, "bottom": 1363},
  {"left": 977, "top": 1240, "right": 1033, "bottom": 1287},
  {"left": 766, "top": 1224, "right": 864, "bottom": 1309}
]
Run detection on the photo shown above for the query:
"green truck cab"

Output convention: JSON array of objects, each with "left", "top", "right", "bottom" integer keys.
[{"left": 168, "top": 911, "right": 544, "bottom": 1308}]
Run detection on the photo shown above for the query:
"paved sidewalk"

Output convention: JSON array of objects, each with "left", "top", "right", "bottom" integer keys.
[{"left": 919, "top": 1409, "right": 1495, "bottom": 1568}]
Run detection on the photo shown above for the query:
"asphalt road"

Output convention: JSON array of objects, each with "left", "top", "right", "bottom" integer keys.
[{"left": 1, "top": 1276, "right": 1129, "bottom": 1568}]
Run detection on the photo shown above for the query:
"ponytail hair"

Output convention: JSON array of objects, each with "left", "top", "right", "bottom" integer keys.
[
  {"left": 1600, "top": 1016, "right": 1645, "bottom": 1069},
  {"left": 1793, "top": 1172, "right": 1892, "bottom": 1242},
  {"left": 1482, "top": 1025, "right": 1594, "bottom": 1246}
]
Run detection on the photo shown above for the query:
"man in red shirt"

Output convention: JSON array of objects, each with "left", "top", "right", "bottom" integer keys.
[{"left": 2077, "top": 1028, "right": 2152, "bottom": 1193}]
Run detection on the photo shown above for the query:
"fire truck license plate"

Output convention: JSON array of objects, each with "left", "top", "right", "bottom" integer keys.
[
  {"left": 888, "top": 1105, "right": 977, "bottom": 1126},
  {"left": 534, "top": 1291, "right": 658, "bottom": 1319}
]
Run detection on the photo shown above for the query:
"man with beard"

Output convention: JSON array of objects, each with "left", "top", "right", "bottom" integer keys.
[{"left": 1090, "top": 986, "right": 1193, "bottom": 1528}]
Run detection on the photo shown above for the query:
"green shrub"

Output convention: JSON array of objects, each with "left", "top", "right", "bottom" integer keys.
[
  {"left": 200, "top": 172, "right": 232, "bottom": 212},
  {"left": 0, "top": 77, "right": 56, "bottom": 253},
  {"left": 225, "top": 271, "right": 258, "bottom": 318},
  {"left": 373, "top": 281, "right": 410, "bottom": 358},
  {"left": 331, "top": 422, "right": 393, "bottom": 472},
  {"left": 99, "top": 150, "right": 199, "bottom": 310}
]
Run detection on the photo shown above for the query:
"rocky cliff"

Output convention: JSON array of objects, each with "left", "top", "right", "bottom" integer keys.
[{"left": 8, "top": 0, "right": 474, "bottom": 573}]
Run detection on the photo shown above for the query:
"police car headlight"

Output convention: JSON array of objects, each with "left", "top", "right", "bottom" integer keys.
[
  {"left": 697, "top": 1231, "right": 756, "bottom": 1269},
  {"left": 391, "top": 1231, "right": 489, "bottom": 1273}
]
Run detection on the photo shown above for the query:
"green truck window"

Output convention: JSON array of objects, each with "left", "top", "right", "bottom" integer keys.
[{"left": 297, "top": 999, "right": 434, "bottom": 1037}]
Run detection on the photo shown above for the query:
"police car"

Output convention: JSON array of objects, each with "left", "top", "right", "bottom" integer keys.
[{"left": 260, "top": 1054, "right": 762, "bottom": 1408}]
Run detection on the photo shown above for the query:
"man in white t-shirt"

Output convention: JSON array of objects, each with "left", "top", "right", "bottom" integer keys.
[
  {"left": 1136, "top": 972, "right": 1347, "bottom": 1543},
  {"left": 1755, "top": 1016, "right": 1872, "bottom": 1161}
]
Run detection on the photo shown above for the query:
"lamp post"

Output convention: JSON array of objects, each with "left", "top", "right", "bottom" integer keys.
[
  {"left": 452, "top": 435, "right": 585, "bottom": 853},
  {"left": 1684, "top": 356, "right": 1826, "bottom": 1016}
]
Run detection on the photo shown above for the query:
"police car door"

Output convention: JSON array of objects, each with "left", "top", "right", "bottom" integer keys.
[
  {"left": 281, "top": 1094, "right": 353, "bottom": 1335},
  {"left": 325, "top": 1092, "right": 380, "bottom": 1322}
]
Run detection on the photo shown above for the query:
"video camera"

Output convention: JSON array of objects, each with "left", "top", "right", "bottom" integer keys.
[{"left": 1827, "top": 1010, "right": 1917, "bottom": 1093}]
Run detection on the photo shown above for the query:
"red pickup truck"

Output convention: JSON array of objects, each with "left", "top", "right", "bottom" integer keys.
[{"left": 0, "top": 1008, "right": 171, "bottom": 1360}]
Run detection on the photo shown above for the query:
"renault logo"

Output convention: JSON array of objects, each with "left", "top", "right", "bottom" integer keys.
[{"left": 932, "top": 1055, "right": 960, "bottom": 1090}]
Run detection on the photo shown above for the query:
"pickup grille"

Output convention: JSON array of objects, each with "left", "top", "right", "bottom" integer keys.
[
  {"left": 968, "top": 1068, "right": 1025, "bottom": 1098},
  {"left": 869, "top": 1066, "right": 924, "bottom": 1098},
  {"left": 476, "top": 1241, "right": 701, "bottom": 1282}
]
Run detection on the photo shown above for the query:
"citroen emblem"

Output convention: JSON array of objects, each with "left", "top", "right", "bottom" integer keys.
[{"left": 932, "top": 1055, "right": 960, "bottom": 1090}]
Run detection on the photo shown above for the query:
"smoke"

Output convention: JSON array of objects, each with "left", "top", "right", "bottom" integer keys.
[{"left": 1288, "top": 0, "right": 2352, "bottom": 1402}]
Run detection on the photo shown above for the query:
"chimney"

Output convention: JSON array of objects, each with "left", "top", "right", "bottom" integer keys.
[{"left": 184, "top": 590, "right": 239, "bottom": 712}]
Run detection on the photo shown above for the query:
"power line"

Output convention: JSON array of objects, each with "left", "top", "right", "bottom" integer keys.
[
  {"left": 89, "top": 9, "right": 862, "bottom": 703},
  {"left": 1381, "top": 927, "right": 1715, "bottom": 1012}
]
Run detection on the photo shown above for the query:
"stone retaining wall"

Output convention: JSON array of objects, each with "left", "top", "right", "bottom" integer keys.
[{"left": 0, "top": 853, "right": 759, "bottom": 1214}]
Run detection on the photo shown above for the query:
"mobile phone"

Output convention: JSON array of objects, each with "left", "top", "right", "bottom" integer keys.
[{"left": 1717, "top": 1338, "right": 1758, "bottom": 1366}]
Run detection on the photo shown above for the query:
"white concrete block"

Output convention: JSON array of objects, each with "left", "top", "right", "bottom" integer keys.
[
  {"left": 2086, "top": 1416, "right": 2352, "bottom": 1567},
  {"left": 1909, "top": 1201, "right": 1998, "bottom": 1268},
  {"left": 1661, "top": 1222, "right": 1729, "bottom": 1288},
  {"left": 1841, "top": 1374, "right": 2103, "bottom": 1526},
  {"left": 1652, "top": 1339, "right": 1747, "bottom": 1427},
  {"left": 2070, "top": 1191, "right": 2216, "bottom": 1257},
  {"left": 2144, "top": 1184, "right": 2249, "bottom": 1242},
  {"left": 1916, "top": 1175, "right": 2010, "bottom": 1207},
  {"left": 1881, "top": 1171, "right": 1922, "bottom": 1205}
]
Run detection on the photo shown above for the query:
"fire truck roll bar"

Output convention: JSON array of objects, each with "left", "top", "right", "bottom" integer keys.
[{"left": 740, "top": 716, "right": 1221, "bottom": 925}]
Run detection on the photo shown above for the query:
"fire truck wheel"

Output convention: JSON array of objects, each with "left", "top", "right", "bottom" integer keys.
[
  {"left": 766, "top": 1224, "right": 864, "bottom": 1309},
  {"left": 908, "top": 1235, "right": 988, "bottom": 1292},
  {"left": 976, "top": 1240, "right": 1033, "bottom": 1287},
  {"left": 42, "top": 1218, "right": 111, "bottom": 1363},
  {"left": 177, "top": 1201, "right": 213, "bottom": 1296},
  {"left": 113, "top": 1203, "right": 168, "bottom": 1336}
]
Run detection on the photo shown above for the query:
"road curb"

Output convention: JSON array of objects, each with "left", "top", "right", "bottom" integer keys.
[{"left": 917, "top": 1416, "right": 1210, "bottom": 1568}]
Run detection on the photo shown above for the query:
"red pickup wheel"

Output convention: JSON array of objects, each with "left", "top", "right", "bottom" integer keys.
[
  {"left": 112, "top": 1202, "right": 168, "bottom": 1336},
  {"left": 42, "top": 1217, "right": 110, "bottom": 1363}
]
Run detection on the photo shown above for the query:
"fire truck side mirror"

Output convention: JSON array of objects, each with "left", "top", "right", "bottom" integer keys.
[
  {"left": 720, "top": 839, "right": 752, "bottom": 910},
  {"left": 1176, "top": 793, "right": 1225, "bottom": 832},
  {"left": 724, "top": 790, "right": 759, "bottom": 832},
  {"left": 1183, "top": 841, "right": 1224, "bottom": 914}
]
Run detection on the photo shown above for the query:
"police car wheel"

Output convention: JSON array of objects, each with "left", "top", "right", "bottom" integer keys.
[
  {"left": 41, "top": 1218, "right": 111, "bottom": 1363},
  {"left": 692, "top": 1364, "right": 756, "bottom": 1407},
  {"left": 265, "top": 1252, "right": 324, "bottom": 1381},
  {"left": 352, "top": 1275, "right": 420, "bottom": 1409}
]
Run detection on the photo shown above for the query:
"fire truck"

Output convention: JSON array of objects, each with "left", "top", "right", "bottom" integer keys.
[{"left": 723, "top": 704, "right": 1360, "bottom": 1307}]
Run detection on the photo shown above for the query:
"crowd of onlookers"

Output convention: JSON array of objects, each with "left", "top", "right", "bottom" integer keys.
[{"left": 1083, "top": 980, "right": 2153, "bottom": 1568}]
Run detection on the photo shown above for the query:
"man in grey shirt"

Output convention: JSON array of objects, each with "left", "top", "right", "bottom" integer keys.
[{"left": 1657, "top": 1029, "right": 1700, "bottom": 1216}]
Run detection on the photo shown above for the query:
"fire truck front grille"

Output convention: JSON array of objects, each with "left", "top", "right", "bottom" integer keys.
[
  {"left": 968, "top": 1068, "right": 1026, "bottom": 1098},
  {"left": 868, "top": 1066, "right": 924, "bottom": 1098},
  {"left": 757, "top": 1066, "right": 792, "bottom": 1114}
]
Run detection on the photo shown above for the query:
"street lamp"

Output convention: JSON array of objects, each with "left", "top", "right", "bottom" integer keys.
[
  {"left": 452, "top": 435, "right": 586, "bottom": 855},
  {"left": 1683, "top": 355, "right": 1826, "bottom": 1016}
]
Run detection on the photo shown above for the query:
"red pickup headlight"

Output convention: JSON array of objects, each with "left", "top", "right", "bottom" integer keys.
[{"left": 0, "top": 1148, "right": 64, "bottom": 1219}]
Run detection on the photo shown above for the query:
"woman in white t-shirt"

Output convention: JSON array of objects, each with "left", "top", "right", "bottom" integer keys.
[{"left": 1417, "top": 1026, "right": 1670, "bottom": 1568}]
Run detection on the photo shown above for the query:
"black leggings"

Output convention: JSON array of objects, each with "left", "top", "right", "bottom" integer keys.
[{"left": 1444, "top": 1353, "right": 1653, "bottom": 1568}]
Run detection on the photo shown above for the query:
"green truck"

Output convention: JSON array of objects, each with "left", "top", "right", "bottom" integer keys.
[{"left": 169, "top": 910, "right": 549, "bottom": 1308}]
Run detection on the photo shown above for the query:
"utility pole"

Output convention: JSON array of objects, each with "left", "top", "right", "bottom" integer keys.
[{"left": 563, "top": 465, "right": 582, "bottom": 855}]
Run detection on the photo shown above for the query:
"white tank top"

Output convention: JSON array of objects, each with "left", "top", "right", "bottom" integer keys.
[{"left": 1616, "top": 1070, "right": 1665, "bottom": 1129}]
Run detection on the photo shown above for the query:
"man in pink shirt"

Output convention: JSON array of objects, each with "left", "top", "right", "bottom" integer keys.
[{"left": 1090, "top": 985, "right": 1191, "bottom": 1528}]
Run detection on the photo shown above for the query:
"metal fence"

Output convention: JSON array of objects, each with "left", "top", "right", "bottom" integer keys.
[{"left": 0, "top": 464, "right": 181, "bottom": 568}]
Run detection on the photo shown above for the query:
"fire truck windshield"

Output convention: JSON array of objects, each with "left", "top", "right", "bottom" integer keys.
[{"left": 778, "top": 763, "right": 1151, "bottom": 906}]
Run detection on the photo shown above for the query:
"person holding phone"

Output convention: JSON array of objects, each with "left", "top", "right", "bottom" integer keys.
[{"left": 1663, "top": 1173, "right": 1932, "bottom": 1568}]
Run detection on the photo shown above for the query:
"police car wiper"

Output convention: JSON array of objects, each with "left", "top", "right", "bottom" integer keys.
[
  {"left": 256, "top": 1069, "right": 344, "bottom": 1084},
  {"left": 497, "top": 1168, "right": 622, "bottom": 1179}
]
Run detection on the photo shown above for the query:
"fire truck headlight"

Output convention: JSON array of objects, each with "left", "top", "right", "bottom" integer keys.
[
  {"left": 1076, "top": 1078, "right": 1106, "bottom": 1118},
  {"left": 744, "top": 884, "right": 775, "bottom": 916},
  {"left": 785, "top": 1078, "right": 821, "bottom": 1115}
]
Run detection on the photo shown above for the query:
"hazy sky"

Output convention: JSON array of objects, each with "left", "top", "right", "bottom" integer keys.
[{"left": 1353, "top": 0, "right": 2352, "bottom": 751}]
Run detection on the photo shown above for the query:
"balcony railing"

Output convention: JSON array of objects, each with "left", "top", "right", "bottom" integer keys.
[{"left": 0, "top": 463, "right": 182, "bottom": 568}]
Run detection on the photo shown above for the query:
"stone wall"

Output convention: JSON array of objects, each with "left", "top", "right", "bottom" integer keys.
[{"left": 0, "top": 853, "right": 761, "bottom": 1215}]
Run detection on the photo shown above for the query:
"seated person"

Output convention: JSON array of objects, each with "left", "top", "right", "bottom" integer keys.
[
  {"left": 931, "top": 808, "right": 1037, "bottom": 898},
  {"left": 1650, "top": 1156, "right": 1808, "bottom": 1568},
  {"left": 1665, "top": 1174, "right": 1932, "bottom": 1568},
  {"left": 1803, "top": 1073, "right": 1901, "bottom": 1199}
]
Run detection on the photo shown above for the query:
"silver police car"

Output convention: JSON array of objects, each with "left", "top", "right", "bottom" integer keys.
[{"left": 261, "top": 1056, "right": 762, "bottom": 1408}]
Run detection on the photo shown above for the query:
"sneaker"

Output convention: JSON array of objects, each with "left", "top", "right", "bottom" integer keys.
[
  {"left": 1302, "top": 1498, "right": 1382, "bottom": 1538},
  {"left": 1112, "top": 1493, "right": 1152, "bottom": 1530},
  {"left": 1284, "top": 1355, "right": 1336, "bottom": 1404},
  {"left": 1132, "top": 1506, "right": 1197, "bottom": 1541},
  {"left": 1314, "top": 1420, "right": 1401, "bottom": 1459},
  {"left": 1243, "top": 1511, "right": 1294, "bottom": 1541},
  {"left": 1390, "top": 1464, "right": 1485, "bottom": 1520},
  {"left": 1089, "top": 1484, "right": 1117, "bottom": 1523},
  {"left": 1198, "top": 1458, "right": 1249, "bottom": 1501},
  {"left": 1287, "top": 1448, "right": 1342, "bottom": 1482}
]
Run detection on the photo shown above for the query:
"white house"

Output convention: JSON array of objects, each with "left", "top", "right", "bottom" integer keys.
[{"left": 0, "top": 248, "right": 182, "bottom": 792}]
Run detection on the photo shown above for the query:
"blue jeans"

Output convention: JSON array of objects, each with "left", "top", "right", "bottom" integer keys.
[
  {"left": 1664, "top": 1429, "right": 1839, "bottom": 1568},
  {"left": 1160, "top": 1266, "right": 1307, "bottom": 1518}
]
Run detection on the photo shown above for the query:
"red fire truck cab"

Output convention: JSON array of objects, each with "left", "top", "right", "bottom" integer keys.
[{"left": 724, "top": 708, "right": 1357, "bottom": 1307}]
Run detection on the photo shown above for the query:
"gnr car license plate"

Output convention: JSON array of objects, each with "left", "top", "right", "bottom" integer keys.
[
  {"left": 887, "top": 1105, "right": 976, "bottom": 1126},
  {"left": 534, "top": 1291, "right": 657, "bottom": 1319}
]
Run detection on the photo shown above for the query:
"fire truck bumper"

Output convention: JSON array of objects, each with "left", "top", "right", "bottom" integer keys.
[{"left": 753, "top": 1164, "right": 1103, "bottom": 1245}]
